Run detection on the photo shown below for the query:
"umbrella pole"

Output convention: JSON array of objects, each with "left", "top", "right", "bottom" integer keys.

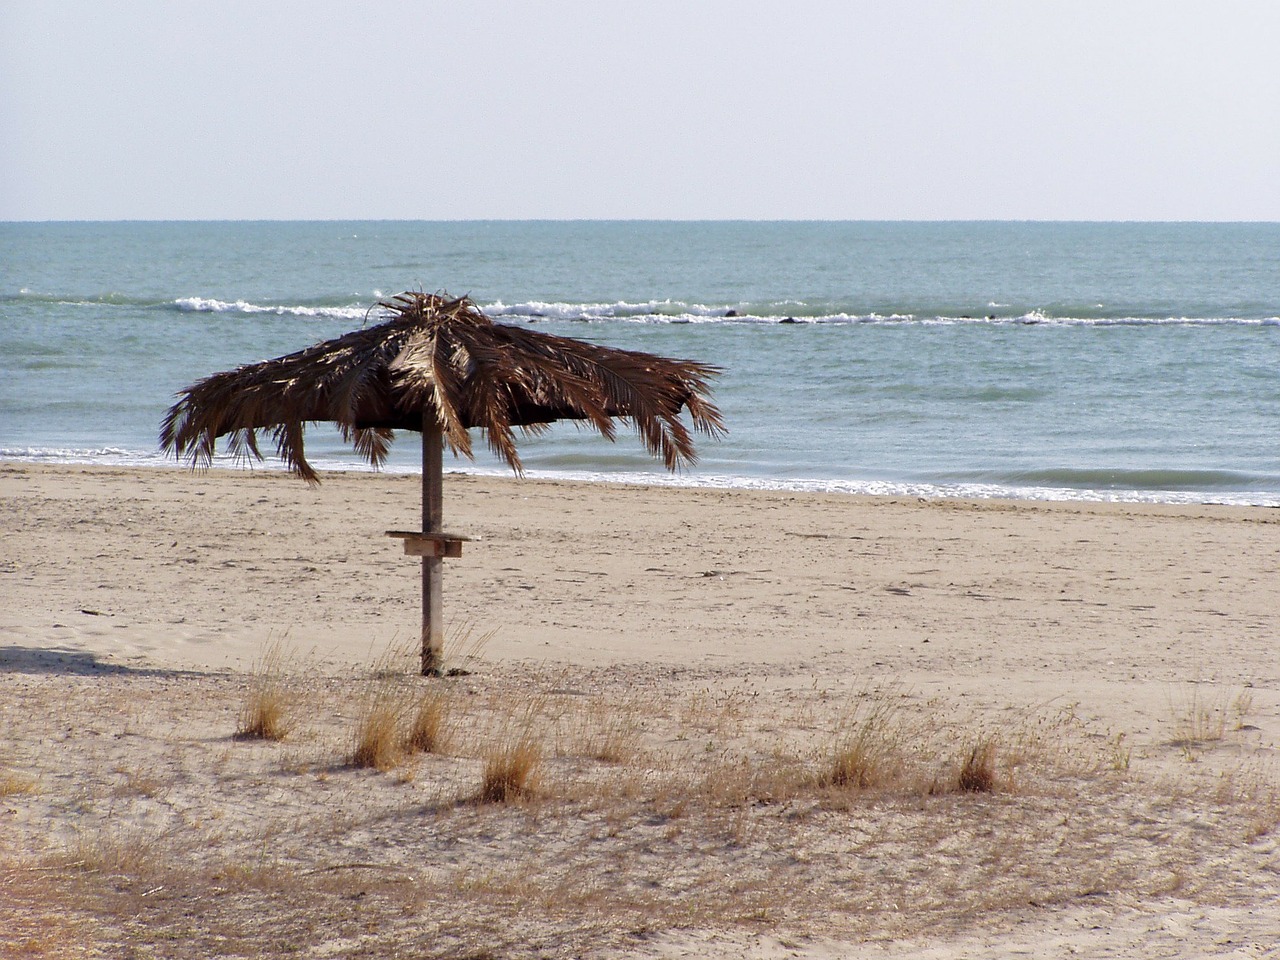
[{"left": 421, "top": 416, "right": 444, "bottom": 676}]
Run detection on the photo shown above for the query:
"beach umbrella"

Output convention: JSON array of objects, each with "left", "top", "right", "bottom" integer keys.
[{"left": 160, "top": 292, "right": 724, "bottom": 674}]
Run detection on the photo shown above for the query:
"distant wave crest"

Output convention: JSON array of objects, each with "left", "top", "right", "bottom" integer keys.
[
  {"left": 10, "top": 289, "right": 1274, "bottom": 327},
  {"left": 172, "top": 297, "right": 369, "bottom": 320},
  {"left": 483, "top": 299, "right": 1278, "bottom": 327},
  {"left": 4, "top": 290, "right": 373, "bottom": 321}
]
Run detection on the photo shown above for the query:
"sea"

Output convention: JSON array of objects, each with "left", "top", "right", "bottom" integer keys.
[{"left": 1, "top": 220, "right": 1278, "bottom": 506}]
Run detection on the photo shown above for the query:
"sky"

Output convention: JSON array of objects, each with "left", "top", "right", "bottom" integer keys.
[{"left": 2, "top": 1, "right": 1279, "bottom": 221}]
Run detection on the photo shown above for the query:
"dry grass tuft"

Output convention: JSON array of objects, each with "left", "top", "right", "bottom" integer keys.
[
  {"left": 1169, "top": 682, "right": 1228, "bottom": 747},
  {"left": 351, "top": 641, "right": 415, "bottom": 770},
  {"left": 440, "top": 621, "right": 495, "bottom": 676},
  {"left": 351, "top": 641, "right": 459, "bottom": 768},
  {"left": 377, "top": 622, "right": 494, "bottom": 678},
  {"left": 1168, "top": 681, "right": 1263, "bottom": 753},
  {"left": 350, "top": 696, "right": 404, "bottom": 773},
  {"left": 955, "top": 739, "right": 999, "bottom": 793},
  {"left": 351, "top": 684, "right": 458, "bottom": 769},
  {"left": 562, "top": 695, "right": 644, "bottom": 765},
  {"left": 819, "top": 687, "right": 906, "bottom": 791},
  {"left": 694, "top": 751, "right": 807, "bottom": 808},
  {"left": 403, "top": 686, "right": 453, "bottom": 755},
  {"left": 235, "top": 639, "right": 294, "bottom": 741},
  {"left": 479, "top": 734, "right": 542, "bottom": 804},
  {"left": 65, "top": 825, "right": 165, "bottom": 877}
]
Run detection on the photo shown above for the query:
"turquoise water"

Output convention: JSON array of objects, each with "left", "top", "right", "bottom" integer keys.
[{"left": 2, "top": 220, "right": 1278, "bottom": 504}]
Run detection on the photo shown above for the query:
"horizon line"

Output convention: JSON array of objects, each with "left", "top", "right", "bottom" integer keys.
[{"left": 5, "top": 217, "right": 1280, "bottom": 226}]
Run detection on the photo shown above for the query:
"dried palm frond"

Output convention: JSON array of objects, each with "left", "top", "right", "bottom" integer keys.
[{"left": 160, "top": 292, "right": 724, "bottom": 483}]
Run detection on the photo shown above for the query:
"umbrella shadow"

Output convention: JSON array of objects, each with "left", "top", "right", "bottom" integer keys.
[{"left": 0, "top": 645, "right": 209, "bottom": 678}]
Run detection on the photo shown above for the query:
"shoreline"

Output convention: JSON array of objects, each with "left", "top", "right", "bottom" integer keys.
[
  {"left": 4, "top": 453, "right": 1279, "bottom": 509},
  {"left": 7, "top": 457, "right": 1278, "bottom": 523}
]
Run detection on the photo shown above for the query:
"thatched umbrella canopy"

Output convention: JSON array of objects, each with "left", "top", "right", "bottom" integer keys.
[{"left": 161, "top": 292, "right": 724, "bottom": 673}]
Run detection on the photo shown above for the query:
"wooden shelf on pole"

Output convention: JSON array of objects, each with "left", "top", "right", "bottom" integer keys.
[{"left": 385, "top": 530, "right": 468, "bottom": 559}]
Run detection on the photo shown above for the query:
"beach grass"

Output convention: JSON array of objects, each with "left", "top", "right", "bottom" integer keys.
[
  {"left": 2, "top": 660, "right": 1278, "bottom": 958},
  {"left": 953, "top": 738, "right": 999, "bottom": 793},
  {"left": 478, "top": 734, "right": 543, "bottom": 804},
  {"left": 235, "top": 639, "right": 295, "bottom": 742},
  {"left": 404, "top": 684, "right": 454, "bottom": 755}
]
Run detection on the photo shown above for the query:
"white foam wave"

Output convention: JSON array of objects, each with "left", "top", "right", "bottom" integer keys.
[
  {"left": 485, "top": 300, "right": 930, "bottom": 325},
  {"left": 173, "top": 297, "right": 369, "bottom": 320},
  {"left": 5, "top": 447, "right": 1275, "bottom": 507},
  {"left": 1001, "top": 313, "right": 1279, "bottom": 328},
  {"left": 162, "top": 296, "right": 1275, "bottom": 329},
  {"left": 0, "top": 446, "right": 166, "bottom": 467},
  {"left": 485, "top": 299, "right": 728, "bottom": 321},
  {"left": 452, "top": 465, "right": 1280, "bottom": 508},
  {"left": 481, "top": 300, "right": 1276, "bottom": 327}
]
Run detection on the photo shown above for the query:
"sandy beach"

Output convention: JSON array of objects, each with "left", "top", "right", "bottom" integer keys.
[{"left": 3, "top": 462, "right": 1279, "bottom": 957}]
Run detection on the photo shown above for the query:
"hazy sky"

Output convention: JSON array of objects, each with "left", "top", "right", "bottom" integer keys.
[{"left": 3, "top": 1, "right": 1278, "bottom": 221}]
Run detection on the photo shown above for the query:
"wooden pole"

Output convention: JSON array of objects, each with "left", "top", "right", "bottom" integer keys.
[{"left": 421, "top": 413, "right": 444, "bottom": 676}]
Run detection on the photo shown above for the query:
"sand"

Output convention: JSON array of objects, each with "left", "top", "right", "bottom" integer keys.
[{"left": 2, "top": 462, "right": 1279, "bottom": 957}]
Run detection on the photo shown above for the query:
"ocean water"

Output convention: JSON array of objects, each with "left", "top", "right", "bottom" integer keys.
[{"left": 1, "top": 220, "right": 1278, "bottom": 505}]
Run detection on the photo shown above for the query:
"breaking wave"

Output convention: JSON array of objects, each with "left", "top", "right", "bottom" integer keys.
[
  {"left": 483, "top": 299, "right": 1278, "bottom": 327},
  {"left": 9, "top": 289, "right": 1275, "bottom": 327},
  {"left": 171, "top": 297, "right": 370, "bottom": 321},
  {"left": 10, "top": 444, "right": 1276, "bottom": 508}
]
